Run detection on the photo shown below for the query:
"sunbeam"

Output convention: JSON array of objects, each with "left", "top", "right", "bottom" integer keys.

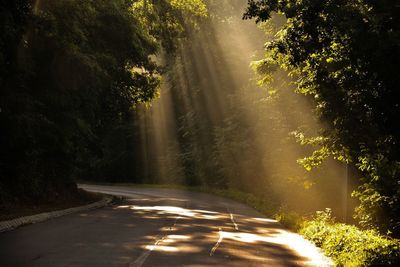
[{"left": 134, "top": 0, "right": 349, "bottom": 218}]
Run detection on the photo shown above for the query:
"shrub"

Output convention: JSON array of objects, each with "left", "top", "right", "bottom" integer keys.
[
  {"left": 274, "top": 208, "right": 303, "bottom": 231},
  {"left": 300, "top": 209, "right": 400, "bottom": 266}
]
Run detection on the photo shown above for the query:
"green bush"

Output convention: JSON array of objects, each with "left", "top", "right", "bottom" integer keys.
[
  {"left": 300, "top": 209, "right": 400, "bottom": 266},
  {"left": 274, "top": 208, "right": 303, "bottom": 231}
]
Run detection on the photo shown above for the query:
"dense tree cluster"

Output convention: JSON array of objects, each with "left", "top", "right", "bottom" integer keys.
[
  {"left": 127, "top": 0, "right": 346, "bottom": 216},
  {"left": 244, "top": 0, "right": 400, "bottom": 235},
  {"left": 2, "top": 0, "right": 398, "bottom": 239},
  {"left": 0, "top": 0, "right": 206, "bottom": 206}
]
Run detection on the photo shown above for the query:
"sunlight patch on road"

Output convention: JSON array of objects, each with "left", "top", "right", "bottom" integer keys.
[
  {"left": 144, "top": 234, "right": 198, "bottom": 253},
  {"left": 116, "top": 205, "right": 130, "bottom": 209},
  {"left": 218, "top": 229, "right": 333, "bottom": 266},
  {"left": 166, "top": 234, "right": 190, "bottom": 240},
  {"left": 253, "top": 217, "right": 278, "bottom": 223},
  {"left": 131, "top": 205, "right": 189, "bottom": 266},
  {"left": 191, "top": 209, "right": 218, "bottom": 214},
  {"left": 145, "top": 245, "right": 178, "bottom": 252},
  {"left": 116, "top": 205, "right": 223, "bottom": 220},
  {"left": 269, "top": 230, "right": 333, "bottom": 266}
]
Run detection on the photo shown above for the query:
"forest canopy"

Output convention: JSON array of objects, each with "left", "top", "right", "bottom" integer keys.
[
  {"left": 244, "top": 0, "right": 400, "bottom": 235},
  {"left": 0, "top": 0, "right": 206, "bottom": 204},
  {"left": 1, "top": 0, "right": 400, "bottom": 241}
]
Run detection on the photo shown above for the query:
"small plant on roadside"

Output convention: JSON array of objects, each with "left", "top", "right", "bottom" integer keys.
[{"left": 274, "top": 207, "right": 303, "bottom": 231}]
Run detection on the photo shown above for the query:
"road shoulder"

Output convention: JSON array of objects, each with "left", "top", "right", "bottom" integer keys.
[{"left": 0, "top": 196, "right": 113, "bottom": 233}]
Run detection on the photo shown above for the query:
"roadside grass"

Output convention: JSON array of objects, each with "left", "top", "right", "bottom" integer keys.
[
  {"left": 80, "top": 181, "right": 400, "bottom": 266},
  {"left": 300, "top": 209, "right": 400, "bottom": 266}
]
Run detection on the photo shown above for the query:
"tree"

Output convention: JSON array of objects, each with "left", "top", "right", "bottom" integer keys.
[
  {"left": 79, "top": 0, "right": 208, "bottom": 183},
  {"left": 1, "top": 0, "right": 203, "bottom": 205},
  {"left": 244, "top": 0, "right": 400, "bottom": 235}
]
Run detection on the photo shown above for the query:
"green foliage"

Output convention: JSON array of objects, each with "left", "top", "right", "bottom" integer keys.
[
  {"left": 274, "top": 208, "right": 303, "bottom": 231},
  {"left": 132, "top": 0, "right": 207, "bottom": 51},
  {"left": 132, "top": 0, "right": 253, "bottom": 187},
  {"left": 0, "top": 0, "right": 207, "bottom": 206},
  {"left": 291, "top": 131, "right": 350, "bottom": 166},
  {"left": 133, "top": 0, "right": 347, "bottom": 217},
  {"left": 245, "top": 0, "right": 400, "bottom": 235},
  {"left": 300, "top": 209, "right": 400, "bottom": 266}
]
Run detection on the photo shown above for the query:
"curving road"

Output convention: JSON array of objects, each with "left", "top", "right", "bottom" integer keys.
[{"left": 0, "top": 184, "right": 332, "bottom": 266}]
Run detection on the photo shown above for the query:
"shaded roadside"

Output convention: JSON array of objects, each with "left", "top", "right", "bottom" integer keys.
[{"left": 0, "top": 189, "right": 102, "bottom": 222}]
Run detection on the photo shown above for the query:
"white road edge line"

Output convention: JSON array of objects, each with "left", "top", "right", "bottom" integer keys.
[
  {"left": 130, "top": 238, "right": 160, "bottom": 267},
  {"left": 130, "top": 202, "right": 186, "bottom": 267},
  {"left": 227, "top": 207, "right": 239, "bottom": 231},
  {"left": 210, "top": 228, "right": 223, "bottom": 256}
]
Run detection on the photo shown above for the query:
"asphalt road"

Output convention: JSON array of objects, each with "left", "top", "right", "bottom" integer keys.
[{"left": 0, "top": 184, "right": 332, "bottom": 266}]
